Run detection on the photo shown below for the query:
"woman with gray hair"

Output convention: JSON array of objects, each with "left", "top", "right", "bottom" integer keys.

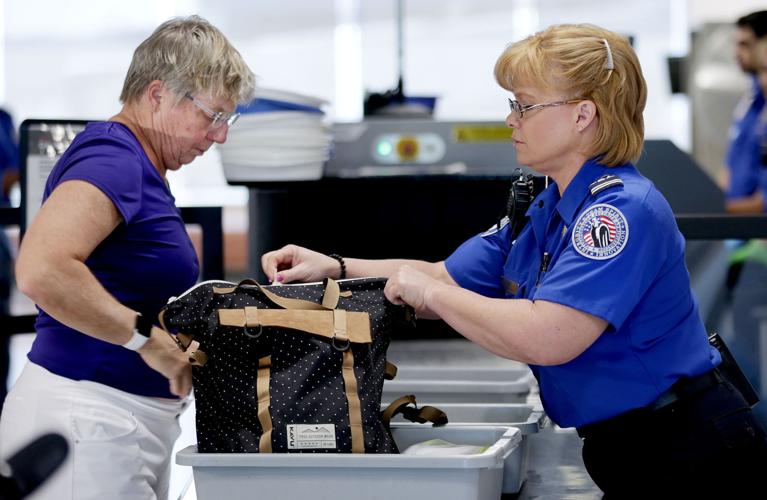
[{"left": 0, "top": 15, "right": 254, "bottom": 499}]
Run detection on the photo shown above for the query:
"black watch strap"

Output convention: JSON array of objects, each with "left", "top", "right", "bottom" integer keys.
[{"left": 135, "top": 313, "right": 154, "bottom": 338}]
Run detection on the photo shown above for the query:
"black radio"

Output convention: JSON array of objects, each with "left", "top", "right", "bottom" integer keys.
[
  {"left": 709, "top": 332, "right": 760, "bottom": 407},
  {"left": 501, "top": 168, "right": 545, "bottom": 240}
]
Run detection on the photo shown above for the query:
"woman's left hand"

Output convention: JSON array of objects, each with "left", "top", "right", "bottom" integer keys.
[
  {"left": 384, "top": 265, "right": 443, "bottom": 319},
  {"left": 137, "top": 327, "right": 197, "bottom": 397}
]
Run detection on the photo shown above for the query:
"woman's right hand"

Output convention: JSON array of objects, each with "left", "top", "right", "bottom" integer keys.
[
  {"left": 261, "top": 244, "right": 339, "bottom": 284},
  {"left": 137, "top": 327, "right": 197, "bottom": 398}
]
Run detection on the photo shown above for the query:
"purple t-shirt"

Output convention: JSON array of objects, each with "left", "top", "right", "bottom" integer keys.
[{"left": 27, "top": 121, "right": 199, "bottom": 398}]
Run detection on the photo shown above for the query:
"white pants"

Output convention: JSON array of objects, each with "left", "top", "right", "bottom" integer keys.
[{"left": 0, "top": 362, "right": 188, "bottom": 500}]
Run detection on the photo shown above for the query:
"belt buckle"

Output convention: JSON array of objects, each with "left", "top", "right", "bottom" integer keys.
[
  {"left": 649, "top": 388, "right": 679, "bottom": 412},
  {"left": 651, "top": 370, "right": 720, "bottom": 412}
]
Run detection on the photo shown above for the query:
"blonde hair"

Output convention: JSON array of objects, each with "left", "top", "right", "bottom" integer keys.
[
  {"left": 120, "top": 15, "right": 256, "bottom": 105},
  {"left": 494, "top": 24, "right": 647, "bottom": 166}
]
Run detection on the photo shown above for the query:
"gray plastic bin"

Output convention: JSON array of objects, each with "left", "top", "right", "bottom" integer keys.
[
  {"left": 382, "top": 365, "right": 536, "bottom": 404},
  {"left": 389, "top": 403, "right": 547, "bottom": 494},
  {"left": 387, "top": 339, "right": 527, "bottom": 368},
  {"left": 177, "top": 426, "right": 521, "bottom": 500}
]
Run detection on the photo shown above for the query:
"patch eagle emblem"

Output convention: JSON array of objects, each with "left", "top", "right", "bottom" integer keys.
[{"left": 571, "top": 204, "right": 629, "bottom": 260}]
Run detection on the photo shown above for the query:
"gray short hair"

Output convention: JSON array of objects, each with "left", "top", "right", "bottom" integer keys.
[{"left": 120, "top": 15, "right": 255, "bottom": 105}]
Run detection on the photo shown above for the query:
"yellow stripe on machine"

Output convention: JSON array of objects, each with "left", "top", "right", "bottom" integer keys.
[{"left": 453, "top": 125, "right": 512, "bottom": 142}]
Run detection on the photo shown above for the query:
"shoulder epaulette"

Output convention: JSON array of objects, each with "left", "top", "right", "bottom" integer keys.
[{"left": 589, "top": 174, "right": 623, "bottom": 196}]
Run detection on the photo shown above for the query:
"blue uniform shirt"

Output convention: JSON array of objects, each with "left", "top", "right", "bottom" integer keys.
[
  {"left": 445, "top": 159, "right": 720, "bottom": 428},
  {"left": 758, "top": 108, "right": 767, "bottom": 211},
  {"left": 725, "top": 76, "right": 765, "bottom": 201}
]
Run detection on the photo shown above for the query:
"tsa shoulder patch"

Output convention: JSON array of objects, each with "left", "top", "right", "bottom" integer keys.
[
  {"left": 571, "top": 204, "right": 629, "bottom": 260},
  {"left": 481, "top": 216, "right": 509, "bottom": 237}
]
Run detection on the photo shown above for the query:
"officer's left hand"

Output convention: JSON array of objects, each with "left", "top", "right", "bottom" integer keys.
[{"left": 384, "top": 265, "right": 442, "bottom": 319}]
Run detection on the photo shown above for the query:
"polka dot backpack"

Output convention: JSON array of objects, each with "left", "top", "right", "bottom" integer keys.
[{"left": 159, "top": 277, "right": 443, "bottom": 453}]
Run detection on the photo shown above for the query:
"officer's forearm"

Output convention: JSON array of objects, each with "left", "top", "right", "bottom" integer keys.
[
  {"left": 345, "top": 258, "right": 451, "bottom": 282},
  {"left": 425, "top": 283, "right": 606, "bottom": 365}
]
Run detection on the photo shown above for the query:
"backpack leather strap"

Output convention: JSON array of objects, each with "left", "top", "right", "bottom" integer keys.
[
  {"left": 156, "top": 309, "right": 195, "bottom": 353},
  {"left": 257, "top": 356, "right": 274, "bottom": 453},
  {"left": 218, "top": 308, "right": 372, "bottom": 344},
  {"left": 213, "top": 278, "right": 344, "bottom": 312},
  {"left": 384, "top": 361, "right": 398, "bottom": 380},
  {"left": 341, "top": 349, "right": 365, "bottom": 453},
  {"left": 381, "top": 395, "right": 448, "bottom": 428}
]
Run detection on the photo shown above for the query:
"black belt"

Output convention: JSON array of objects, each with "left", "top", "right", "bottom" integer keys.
[{"left": 577, "top": 369, "right": 724, "bottom": 439}]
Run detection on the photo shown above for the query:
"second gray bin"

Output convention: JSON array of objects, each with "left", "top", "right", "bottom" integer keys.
[
  {"left": 389, "top": 403, "right": 547, "bottom": 493},
  {"left": 382, "top": 365, "right": 537, "bottom": 404}
]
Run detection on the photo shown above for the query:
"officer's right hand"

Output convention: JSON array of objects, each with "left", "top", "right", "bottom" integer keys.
[
  {"left": 137, "top": 327, "right": 197, "bottom": 398},
  {"left": 261, "top": 244, "right": 339, "bottom": 284}
]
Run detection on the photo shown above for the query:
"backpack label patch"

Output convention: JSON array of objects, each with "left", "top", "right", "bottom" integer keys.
[{"left": 287, "top": 424, "right": 337, "bottom": 449}]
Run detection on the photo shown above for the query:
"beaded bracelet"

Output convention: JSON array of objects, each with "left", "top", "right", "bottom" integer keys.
[{"left": 328, "top": 253, "right": 347, "bottom": 280}]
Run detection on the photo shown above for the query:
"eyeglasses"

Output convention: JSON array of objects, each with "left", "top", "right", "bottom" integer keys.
[
  {"left": 507, "top": 97, "right": 583, "bottom": 120},
  {"left": 185, "top": 93, "right": 240, "bottom": 129}
]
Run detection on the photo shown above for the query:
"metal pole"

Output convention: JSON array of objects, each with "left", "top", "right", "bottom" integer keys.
[
  {"left": 756, "top": 306, "right": 767, "bottom": 402},
  {"left": 396, "top": 0, "right": 404, "bottom": 98}
]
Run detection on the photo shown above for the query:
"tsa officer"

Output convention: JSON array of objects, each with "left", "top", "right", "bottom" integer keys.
[{"left": 262, "top": 24, "right": 767, "bottom": 498}]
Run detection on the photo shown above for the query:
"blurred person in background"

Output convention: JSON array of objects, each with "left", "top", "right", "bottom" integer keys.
[
  {"left": 721, "top": 10, "right": 767, "bottom": 213},
  {"left": 720, "top": 12, "right": 767, "bottom": 430},
  {"left": 0, "top": 107, "right": 19, "bottom": 408},
  {"left": 757, "top": 37, "right": 767, "bottom": 179},
  {"left": 727, "top": 34, "right": 767, "bottom": 430},
  {"left": 0, "top": 16, "right": 254, "bottom": 500}
]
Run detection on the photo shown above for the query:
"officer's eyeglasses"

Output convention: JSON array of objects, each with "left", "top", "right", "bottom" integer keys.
[
  {"left": 507, "top": 97, "right": 584, "bottom": 120},
  {"left": 185, "top": 94, "right": 240, "bottom": 130}
]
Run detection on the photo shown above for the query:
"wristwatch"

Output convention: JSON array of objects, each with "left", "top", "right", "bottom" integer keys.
[{"left": 122, "top": 313, "right": 154, "bottom": 351}]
